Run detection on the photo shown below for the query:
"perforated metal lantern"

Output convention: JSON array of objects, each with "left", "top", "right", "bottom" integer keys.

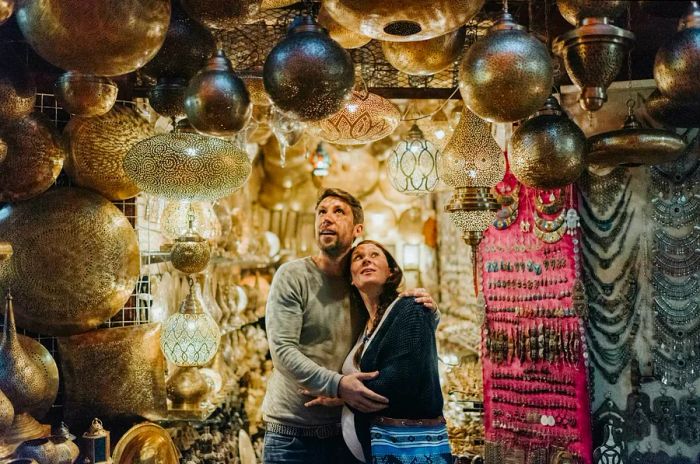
[
  {"left": 181, "top": 0, "right": 261, "bottom": 30},
  {"left": 459, "top": 11, "right": 552, "bottom": 122},
  {"left": 556, "top": 0, "right": 630, "bottom": 26},
  {"left": 510, "top": 96, "right": 586, "bottom": 189},
  {"left": 445, "top": 187, "right": 500, "bottom": 246},
  {"left": 645, "top": 88, "right": 700, "bottom": 128},
  {"left": 553, "top": 18, "right": 635, "bottom": 112},
  {"left": 160, "top": 280, "right": 221, "bottom": 367},
  {"left": 387, "top": 124, "right": 440, "bottom": 195},
  {"left": 148, "top": 78, "right": 187, "bottom": 120},
  {"left": 382, "top": 27, "right": 465, "bottom": 76},
  {"left": 317, "top": 4, "right": 371, "bottom": 49},
  {"left": 263, "top": 16, "right": 355, "bottom": 121},
  {"left": 54, "top": 72, "right": 118, "bottom": 118},
  {"left": 654, "top": 2, "right": 700, "bottom": 102}
]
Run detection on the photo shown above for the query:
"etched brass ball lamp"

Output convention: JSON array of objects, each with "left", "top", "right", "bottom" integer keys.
[
  {"left": 149, "top": 78, "right": 187, "bottom": 120},
  {"left": 54, "top": 72, "right": 118, "bottom": 118},
  {"left": 645, "top": 89, "right": 700, "bottom": 128},
  {"left": 387, "top": 124, "right": 440, "bottom": 195},
  {"left": 556, "top": 0, "right": 630, "bottom": 26},
  {"left": 170, "top": 215, "right": 212, "bottom": 275},
  {"left": 382, "top": 27, "right": 465, "bottom": 76},
  {"left": 181, "top": 0, "right": 261, "bottom": 30}
]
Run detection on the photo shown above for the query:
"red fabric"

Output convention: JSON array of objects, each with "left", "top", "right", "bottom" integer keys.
[{"left": 480, "top": 174, "right": 592, "bottom": 464}]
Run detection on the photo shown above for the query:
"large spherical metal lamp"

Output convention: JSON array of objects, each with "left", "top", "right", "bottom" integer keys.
[{"left": 263, "top": 16, "right": 355, "bottom": 122}]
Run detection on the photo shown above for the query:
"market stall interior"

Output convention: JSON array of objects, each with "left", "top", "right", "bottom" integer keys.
[{"left": 0, "top": 0, "right": 699, "bottom": 463}]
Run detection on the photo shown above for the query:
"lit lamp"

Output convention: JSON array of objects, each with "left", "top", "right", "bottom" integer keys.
[
  {"left": 387, "top": 124, "right": 440, "bottom": 195},
  {"left": 417, "top": 108, "right": 454, "bottom": 150},
  {"left": 438, "top": 109, "right": 505, "bottom": 247},
  {"left": 81, "top": 418, "right": 111, "bottom": 464}
]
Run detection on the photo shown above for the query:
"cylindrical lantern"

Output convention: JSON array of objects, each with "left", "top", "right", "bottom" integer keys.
[
  {"left": 510, "top": 96, "right": 586, "bottom": 189},
  {"left": 263, "top": 16, "right": 355, "bottom": 121},
  {"left": 81, "top": 418, "right": 110, "bottom": 464},
  {"left": 160, "top": 279, "right": 221, "bottom": 367},
  {"left": 654, "top": 2, "right": 700, "bottom": 101},
  {"left": 185, "top": 50, "right": 251, "bottom": 137},
  {"left": 387, "top": 124, "right": 439, "bottom": 195},
  {"left": 459, "top": 11, "right": 552, "bottom": 122}
]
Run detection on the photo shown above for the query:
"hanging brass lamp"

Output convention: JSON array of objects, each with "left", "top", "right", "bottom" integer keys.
[
  {"left": 438, "top": 109, "right": 505, "bottom": 246},
  {"left": 317, "top": 4, "right": 371, "bottom": 49},
  {"left": 382, "top": 27, "right": 465, "bottom": 76},
  {"left": 180, "top": 0, "right": 261, "bottom": 30},
  {"left": 510, "top": 96, "right": 586, "bottom": 189},
  {"left": 0, "top": 45, "right": 36, "bottom": 124},
  {"left": 587, "top": 100, "right": 687, "bottom": 168},
  {"left": 556, "top": 0, "right": 630, "bottom": 26},
  {"left": 54, "top": 72, "right": 118, "bottom": 118},
  {"left": 124, "top": 119, "right": 251, "bottom": 201},
  {"left": 654, "top": 1, "right": 700, "bottom": 102},
  {"left": 185, "top": 49, "right": 251, "bottom": 137},
  {"left": 459, "top": 9, "right": 552, "bottom": 122},
  {"left": 387, "top": 124, "right": 440, "bottom": 195},
  {"left": 323, "top": 0, "right": 484, "bottom": 42},
  {"left": 263, "top": 16, "right": 355, "bottom": 121},
  {"left": 170, "top": 214, "right": 212, "bottom": 275},
  {"left": 645, "top": 89, "right": 700, "bottom": 128},
  {"left": 149, "top": 78, "right": 187, "bottom": 120},
  {"left": 553, "top": 18, "right": 635, "bottom": 112}
]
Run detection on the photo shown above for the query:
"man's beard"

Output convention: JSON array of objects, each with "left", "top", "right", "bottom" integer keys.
[{"left": 318, "top": 236, "right": 349, "bottom": 258}]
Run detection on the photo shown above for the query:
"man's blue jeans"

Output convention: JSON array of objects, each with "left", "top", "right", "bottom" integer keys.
[{"left": 263, "top": 431, "right": 362, "bottom": 464}]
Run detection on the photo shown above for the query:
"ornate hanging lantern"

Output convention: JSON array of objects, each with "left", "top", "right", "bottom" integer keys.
[
  {"left": 382, "top": 27, "right": 466, "bottom": 76},
  {"left": 310, "top": 87, "right": 400, "bottom": 145},
  {"left": 556, "top": 0, "right": 629, "bottom": 26},
  {"left": 323, "top": 0, "right": 484, "bottom": 42},
  {"left": 15, "top": 0, "right": 170, "bottom": 76},
  {"left": 317, "top": 5, "right": 371, "bottom": 49},
  {"left": 124, "top": 119, "right": 252, "bottom": 201},
  {"left": 438, "top": 109, "right": 505, "bottom": 246},
  {"left": 587, "top": 100, "right": 686, "bottom": 168},
  {"left": 510, "top": 96, "right": 586, "bottom": 189},
  {"left": 170, "top": 215, "right": 212, "bottom": 275},
  {"left": 459, "top": 9, "right": 552, "bottom": 122},
  {"left": 553, "top": 19, "right": 635, "bottom": 111},
  {"left": 54, "top": 72, "right": 118, "bottom": 118},
  {"left": 645, "top": 89, "right": 700, "bottom": 128},
  {"left": 654, "top": 2, "right": 700, "bottom": 102},
  {"left": 264, "top": 16, "right": 355, "bottom": 121},
  {"left": 185, "top": 50, "right": 251, "bottom": 137},
  {"left": 180, "top": 0, "right": 260, "bottom": 29},
  {"left": 387, "top": 124, "right": 440, "bottom": 195},
  {"left": 149, "top": 78, "right": 187, "bottom": 120},
  {"left": 161, "top": 279, "right": 221, "bottom": 367}
]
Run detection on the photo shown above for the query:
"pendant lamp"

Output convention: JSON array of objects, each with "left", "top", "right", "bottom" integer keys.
[
  {"left": 54, "top": 72, "right": 117, "bottom": 118},
  {"left": 180, "top": 0, "right": 261, "bottom": 30},
  {"left": 387, "top": 124, "right": 440, "bottom": 195},
  {"left": 149, "top": 78, "right": 187, "bottom": 120},
  {"left": 382, "top": 27, "right": 466, "bottom": 76},
  {"left": 556, "top": 0, "right": 629, "bottom": 26},
  {"left": 645, "top": 89, "right": 700, "bottom": 128}
]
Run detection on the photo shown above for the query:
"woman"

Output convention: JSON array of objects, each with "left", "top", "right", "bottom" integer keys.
[{"left": 310, "top": 239, "right": 451, "bottom": 463}]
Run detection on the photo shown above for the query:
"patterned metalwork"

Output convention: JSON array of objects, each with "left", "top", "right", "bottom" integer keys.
[
  {"left": 15, "top": 0, "right": 170, "bottom": 76},
  {"left": 148, "top": 78, "right": 187, "bottom": 119},
  {"left": 124, "top": 120, "right": 252, "bottom": 201},
  {"left": 311, "top": 89, "right": 400, "bottom": 145},
  {"left": 510, "top": 96, "right": 586, "bottom": 189},
  {"left": 181, "top": 0, "right": 261, "bottom": 29},
  {"left": 387, "top": 124, "right": 439, "bottom": 195},
  {"left": 0, "top": 113, "right": 65, "bottom": 203},
  {"left": 170, "top": 233, "right": 212, "bottom": 275},
  {"left": 556, "top": 0, "right": 629, "bottom": 26},
  {"left": 0, "top": 188, "right": 140, "bottom": 336},
  {"left": 645, "top": 89, "right": 700, "bottom": 129},
  {"left": 0, "top": 389, "right": 12, "bottom": 434},
  {"left": 58, "top": 323, "right": 167, "bottom": 423},
  {"left": 459, "top": 11, "right": 552, "bottom": 122},
  {"left": 382, "top": 28, "right": 465, "bottom": 76},
  {"left": 0, "top": 45, "right": 35, "bottom": 122},
  {"left": 112, "top": 422, "right": 179, "bottom": 464},
  {"left": 553, "top": 19, "right": 635, "bottom": 112},
  {"left": 654, "top": 3, "right": 700, "bottom": 101},
  {"left": 317, "top": 4, "right": 371, "bottom": 49},
  {"left": 64, "top": 105, "right": 155, "bottom": 200},
  {"left": 54, "top": 71, "right": 118, "bottom": 118}
]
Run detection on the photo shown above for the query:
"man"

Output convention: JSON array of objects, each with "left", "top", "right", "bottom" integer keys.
[{"left": 262, "top": 188, "right": 435, "bottom": 464}]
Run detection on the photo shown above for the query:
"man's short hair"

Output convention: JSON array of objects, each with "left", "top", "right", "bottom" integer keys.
[{"left": 315, "top": 188, "right": 364, "bottom": 225}]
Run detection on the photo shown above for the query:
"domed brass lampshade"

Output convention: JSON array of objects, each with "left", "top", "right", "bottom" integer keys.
[
  {"left": 261, "top": 0, "right": 296, "bottom": 9},
  {"left": 263, "top": 16, "right": 355, "bottom": 121},
  {"left": 587, "top": 105, "right": 687, "bottom": 168},
  {"left": 382, "top": 27, "right": 465, "bottom": 76},
  {"left": 323, "top": 0, "right": 484, "bottom": 42},
  {"left": 181, "top": 0, "right": 261, "bottom": 30},
  {"left": 185, "top": 50, "right": 251, "bottom": 137},
  {"left": 317, "top": 4, "right": 372, "bottom": 49},
  {"left": 387, "top": 124, "right": 440, "bottom": 195},
  {"left": 0, "top": 46, "right": 35, "bottom": 123},
  {"left": 170, "top": 223, "right": 212, "bottom": 275},
  {"left": 15, "top": 0, "right": 170, "bottom": 76},
  {"left": 445, "top": 187, "right": 500, "bottom": 246},
  {"left": 311, "top": 89, "right": 400, "bottom": 145},
  {"left": 161, "top": 279, "right": 221, "bottom": 367},
  {"left": 645, "top": 88, "right": 700, "bottom": 128},
  {"left": 149, "top": 78, "right": 187, "bottom": 120},
  {"left": 54, "top": 72, "right": 118, "bottom": 118},
  {"left": 0, "top": 188, "right": 140, "bottom": 336},
  {"left": 553, "top": 18, "right": 635, "bottom": 112},
  {"left": 141, "top": 4, "right": 216, "bottom": 82},
  {"left": 0, "top": 113, "right": 65, "bottom": 203},
  {"left": 438, "top": 109, "right": 505, "bottom": 189},
  {"left": 556, "top": 0, "right": 630, "bottom": 26},
  {"left": 160, "top": 201, "right": 222, "bottom": 242},
  {"left": 0, "top": 0, "right": 13, "bottom": 25},
  {"left": 459, "top": 11, "right": 553, "bottom": 122},
  {"left": 65, "top": 105, "right": 155, "bottom": 200},
  {"left": 112, "top": 422, "right": 179, "bottom": 464},
  {"left": 654, "top": 2, "right": 700, "bottom": 102},
  {"left": 510, "top": 96, "right": 586, "bottom": 189},
  {"left": 124, "top": 119, "right": 252, "bottom": 201}
]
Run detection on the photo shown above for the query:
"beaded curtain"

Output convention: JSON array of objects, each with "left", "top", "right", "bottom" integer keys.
[{"left": 480, "top": 169, "right": 592, "bottom": 464}]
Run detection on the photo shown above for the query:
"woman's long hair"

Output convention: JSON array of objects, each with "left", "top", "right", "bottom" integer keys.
[{"left": 348, "top": 240, "right": 404, "bottom": 368}]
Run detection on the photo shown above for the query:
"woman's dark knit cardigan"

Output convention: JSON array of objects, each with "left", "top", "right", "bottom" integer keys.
[{"left": 352, "top": 296, "right": 444, "bottom": 460}]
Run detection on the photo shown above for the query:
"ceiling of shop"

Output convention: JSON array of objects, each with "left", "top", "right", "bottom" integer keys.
[{"left": 0, "top": 1, "right": 687, "bottom": 99}]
